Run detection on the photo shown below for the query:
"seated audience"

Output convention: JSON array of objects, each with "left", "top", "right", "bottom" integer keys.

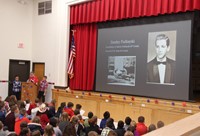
[
  {"left": 0, "top": 101, "right": 6, "bottom": 124},
  {"left": 48, "top": 99, "right": 56, "bottom": 118},
  {"left": 75, "top": 104, "right": 85, "bottom": 115},
  {"left": 5, "top": 105, "right": 18, "bottom": 131},
  {"left": 9, "top": 95, "right": 17, "bottom": 106},
  {"left": 58, "top": 112, "right": 69, "bottom": 133},
  {"left": 124, "top": 131, "right": 134, "bottom": 136},
  {"left": 4, "top": 100, "right": 10, "bottom": 114},
  {"left": 84, "top": 111, "right": 93, "bottom": 127},
  {"left": 88, "top": 131, "right": 98, "bottom": 136},
  {"left": 55, "top": 102, "right": 66, "bottom": 118},
  {"left": 101, "top": 118, "right": 115, "bottom": 136},
  {"left": 63, "top": 117, "right": 77, "bottom": 136},
  {"left": 0, "top": 95, "right": 170, "bottom": 136},
  {"left": 75, "top": 104, "right": 82, "bottom": 112},
  {"left": 4, "top": 96, "right": 10, "bottom": 103},
  {"left": 107, "top": 130, "right": 117, "bottom": 136},
  {"left": 36, "top": 103, "right": 49, "bottom": 129},
  {"left": 130, "top": 120, "right": 136, "bottom": 127},
  {"left": 17, "top": 100, "right": 26, "bottom": 110},
  {"left": 136, "top": 116, "right": 147, "bottom": 135},
  {"left": 85, "top": 116, "right": 101, "bottom": 135},
  {"left": 63, "top": 102, "right": 74, "bottom": 118},
  {"left": 31, "top": 130, "right": 41, "bottom": 136},
  {"left": 77, "top": 114, "right": 84, "bottom": 125},
  {"left": 14, "top": 109, "right": 30, "bottom": 135},
  {"left": 114, "top": 120, "right": 125, "bottom": 136},
  {"left": 19, "top": 127, "right": 30, "bottom": 136},
  {"left": 100, "top": 111, "right": 110, "bottom": 129},
  {"left": 74, "top": 109, "right": 80, "bottom": 115},
  {"left": 27, "top": 98, "right": 39, "bottom": 115},
  {"left": 20, "top": 121, "right": 28, "bottom": 131},
  {"left": 43, "top": 125, "right": 55, "bottom": 136},
  {"left": 25, "top": 99, "right": 30, "bottom": 112},
  {"left": 0, "top": 121, "right": 8, "bottom": 136},
  {"left": 28, "top": 116, "right": 44, "bottom": 135},
  {"left": 31, "top": 107, "right": 39, "bottom": 120},
  {"left": 148, "top": 124, "right": 156, "bottom": 132},
  {"left": 127, "top": 125, "right": 140, "bottom": 136},
  {"left": 7, "top": 133, "right": 17, "bottom": 136},
  {"left": 124, "top": 116, "right": 132, "bottom": 131},
  {"left": 49, "top": 117, "right": 62, "bottom": 136},
  {"left": 77, "top": 114, "right": 85, "bottom": 136},
  {"left": 157, "top": 120, "right": 164, "bottom": 128},
  {"left": 71, "top": 115, "right": 84, "bottom": 136}
]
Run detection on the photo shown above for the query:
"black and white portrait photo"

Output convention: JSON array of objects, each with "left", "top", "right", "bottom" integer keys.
[
  {"left": 107, "top": 56, "right": 136, "bottom": 86},
  {"left": 147, "top": 31, "right": 176, "bottom": 85}
]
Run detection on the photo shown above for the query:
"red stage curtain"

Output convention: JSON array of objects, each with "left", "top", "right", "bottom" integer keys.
[
  {"left": 70, "top": 0, "right": 200, "bottom": 25},
  {"left": 69, "top": 24, "right": 97, "bottom": 90}
]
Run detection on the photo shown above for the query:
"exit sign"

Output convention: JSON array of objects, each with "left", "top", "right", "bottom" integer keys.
[{"left": 18, "top": 43, "right": 24, "bottom": 48}]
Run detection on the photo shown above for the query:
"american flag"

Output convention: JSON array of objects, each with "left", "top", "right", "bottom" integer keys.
[{"left": 67, "top": 35, "right": 76, "bottom": 79}]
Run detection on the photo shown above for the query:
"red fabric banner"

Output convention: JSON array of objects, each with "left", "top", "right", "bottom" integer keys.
[{"left": 70, "top": 0, "right": 200, "bottom": 25}]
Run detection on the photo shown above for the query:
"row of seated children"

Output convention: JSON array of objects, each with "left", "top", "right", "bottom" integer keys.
[{"left": 0, "top": 95, "right": 164, "bottom": 136}]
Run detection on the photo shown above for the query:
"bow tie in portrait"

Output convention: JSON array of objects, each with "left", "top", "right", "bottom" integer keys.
[{"left": 156, "top": 61, "right": 166, "bottom": 65}]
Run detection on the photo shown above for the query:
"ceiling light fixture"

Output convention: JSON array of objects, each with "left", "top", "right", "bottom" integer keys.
[{"left": 17, "top": 0, "right": 27, "bottom": 5}]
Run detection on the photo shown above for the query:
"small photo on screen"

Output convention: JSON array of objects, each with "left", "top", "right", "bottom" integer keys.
[
  {"left": 107, "top": 56, "right": 136, "bottom": 86},
  {"left": 147, "top": 31, "right": 176, "bottom": 85}
]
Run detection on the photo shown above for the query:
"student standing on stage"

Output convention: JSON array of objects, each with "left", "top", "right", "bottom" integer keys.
[
  {"left": 38, "top": 76, "right": 48, "bottom": 102},
  {"left": 13, "top": 75, "right": 21, "bottom": 100},
  {"left": 27, "top": 72, "right": 39, "bottom": 86}
]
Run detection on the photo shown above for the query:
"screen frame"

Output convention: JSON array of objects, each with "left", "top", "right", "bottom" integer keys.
[{"left": 95, "top": 12, "right": 194, "bottom": 101}]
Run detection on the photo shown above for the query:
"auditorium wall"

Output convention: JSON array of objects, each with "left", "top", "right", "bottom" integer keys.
[
  {"left": 32, "top": 0, "right": 91, "bottom": 102},
  {"left": 32, "top": 0, "right": 59, "bottom": 102},
  {"left": 0, "top": 0, "right": 91, "bottom": 100},
  {"left": 0, "top": 0, "right": 33, "bottom": 99},
  {"left": 32, "top": 0, "right": 92, "bottom": 87}
]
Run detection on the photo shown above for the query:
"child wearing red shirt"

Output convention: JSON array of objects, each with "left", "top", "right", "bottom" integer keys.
[
  {"left": 136, "top": 116, "right": 147, "bottom": 135},
  {"left": 63, "top": 102, "right": 74, "bottom": 118}
]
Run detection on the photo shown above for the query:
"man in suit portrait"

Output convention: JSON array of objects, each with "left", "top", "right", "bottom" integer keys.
[{"left": 147, "top": 33, "right": 175, "bottom": 85}]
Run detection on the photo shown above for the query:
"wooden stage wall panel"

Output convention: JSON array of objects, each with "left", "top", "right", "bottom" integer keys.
[
  {"left": 58, "top": 96, "right": 98, "bottom": 116},
  {"left": 52, "top": 89, "right": 200, "bottom": 126}
]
